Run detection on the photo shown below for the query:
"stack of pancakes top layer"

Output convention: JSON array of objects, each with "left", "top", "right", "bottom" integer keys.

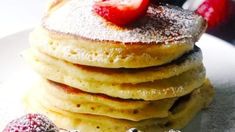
[{"left": 23, "top": 0, "right": 214, "bottom": 132}]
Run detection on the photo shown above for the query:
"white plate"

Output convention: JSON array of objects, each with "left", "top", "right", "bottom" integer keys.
[{"left": 0, "top": 30, "right": 235, "bottom": 132}]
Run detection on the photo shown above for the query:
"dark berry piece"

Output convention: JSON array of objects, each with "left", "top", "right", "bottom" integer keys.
[{"left": 127, "top": 128, "right": 142, "bottom": 132}]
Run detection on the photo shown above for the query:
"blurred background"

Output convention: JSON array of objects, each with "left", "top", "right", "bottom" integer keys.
[
  {"left": 0, "top": 0, "right": 47, "bottom": 38},
  {"left": 0, "top": 0, "right": 235, "bottom": 44}
]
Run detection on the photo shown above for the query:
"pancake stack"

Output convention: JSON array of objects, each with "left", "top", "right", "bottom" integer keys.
[{"left": 23, "top": 0, "right": 214, "bottom": 131}]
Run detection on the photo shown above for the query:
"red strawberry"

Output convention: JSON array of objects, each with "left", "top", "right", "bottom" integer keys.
[
  {"left": 195, "top": 0, "right": 229, "bottom": 28},
  {"left": 93, "top": 0, "right": 150, "bottom": 26},
  {"left": 3, "top": 113, "right": 59, "bottom": 132}
]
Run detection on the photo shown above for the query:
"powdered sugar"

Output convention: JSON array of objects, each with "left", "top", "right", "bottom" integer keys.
[{"left": 42, "top": 0, "right": 206, "bottom": 43}]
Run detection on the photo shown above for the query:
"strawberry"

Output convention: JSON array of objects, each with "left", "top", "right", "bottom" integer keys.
[
  {"left": 195, "top": 0, "right": 229, "bottom": 28},
  {"left": 3, "top": 113, "right": 59, "bottom": 132},
  {"left": 93, "top": 0, "right": 150, "bottom": 26}
]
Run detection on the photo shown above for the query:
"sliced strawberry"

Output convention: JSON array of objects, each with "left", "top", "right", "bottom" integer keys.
[
  {"left": 93, "top": 0, "right": 150, "bottom": 26},
  {"left": 196, "top": 0, "right": 229, "bottom": 28}
]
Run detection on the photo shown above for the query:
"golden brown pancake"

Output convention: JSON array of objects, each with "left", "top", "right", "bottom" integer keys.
[
  {"left": 23, "top": 49, "right": 206, "bottom": 100},
  {"left": 30, "top": 27, "right": 193, "bottom": 68},
  {"left": 31, "top": 79, "right": 177, "bottom": 121},
  {"left": 23, "top": 46, "right": 202, "bottom": 84},
  {"left": 29, "top": 0, "right": 206, "bottom": 68},
  {"left": 24, "top": 80, "right": 214, "bottom": 132}
]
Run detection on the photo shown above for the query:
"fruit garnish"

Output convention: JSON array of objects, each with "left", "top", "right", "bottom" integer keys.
[
  {"left": 3, "top": 113, "right": 59, "bottom": 132},
  {"left": 153, "top": 0, "right": 187, "bottom": 7},
  {"left": 195, "top": 0, "right": 229, "bottom": 28},
  {"left": 127, "top": 128, "right": 142, "bottom": 132},
  {"left": 93, "top": 0, "right": 150, "bottom": 26}
]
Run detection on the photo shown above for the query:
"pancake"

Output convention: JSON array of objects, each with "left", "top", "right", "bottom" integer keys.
[
  {"left": 44, "top": 0, "right": 206, "bottom": 43},
  {"left": 23, "top": 50, "right": 206, "bottom": 100},
  {"left": 30, "top": 0, "right": 206, "bottom": 68},
  {"left": 24, "top": 80, "right": 214, "bottom": 132},
  {"left": 30, "top": 27, "right": 193, "bottom": 69},
  {"left": 23, "top": 46, "right": 202, "bottom": 84},
  {"left": 31, "top": 79, "right": 176, "bottom": 121},
  {"left": 167, "top": 80, "right": 215, "bottom": 129}
]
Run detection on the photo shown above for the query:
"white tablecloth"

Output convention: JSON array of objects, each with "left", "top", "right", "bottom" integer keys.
[{"left": 0, "top": 0, "right": 47, "bottom": 38}]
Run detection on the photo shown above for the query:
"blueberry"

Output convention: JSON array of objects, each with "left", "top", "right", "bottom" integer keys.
[
  {"left": 127, "top": 128, "right": 141, "bottom": 132},
  {"left": 152, "top": 0, "right": 187, "bottom": 7}
]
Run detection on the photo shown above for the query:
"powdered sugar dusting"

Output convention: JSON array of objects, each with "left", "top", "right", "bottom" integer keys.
[{"left": 42, "top": 0, "right": 206, "bottom": 43}]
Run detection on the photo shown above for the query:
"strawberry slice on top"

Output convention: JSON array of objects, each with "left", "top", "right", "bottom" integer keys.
[
  {"left": 93, "top": 0, "right": 150, "bottom": 26},
  {"left": 195, "top": 0, "right": 229, "bottom": 28}
]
